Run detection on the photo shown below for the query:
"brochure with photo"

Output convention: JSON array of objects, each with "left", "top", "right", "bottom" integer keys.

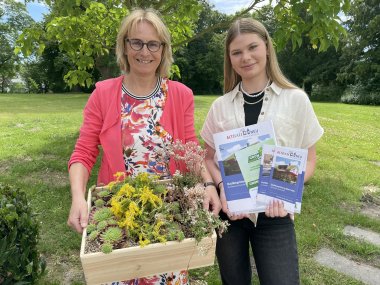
[
  {"left": 213, "top": 121, "right": 277, "bottom": 214},
  {"left": 257, "top": 145, "right": 308, "bottom": 213}
]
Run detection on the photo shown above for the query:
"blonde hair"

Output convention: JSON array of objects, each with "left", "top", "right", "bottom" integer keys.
[
  {"left": 224, "top": 18, "right": 296, "bottom": 93},
  {"left": 116, "top": 8, "right": 173, "bottom": 77}
]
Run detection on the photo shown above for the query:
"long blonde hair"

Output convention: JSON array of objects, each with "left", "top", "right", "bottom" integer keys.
[
  {"left": 224, "top": 18, "right": 296, "bottom": 93},
  {"left": 116, "top": 8, "right": 173, "bottom": 77}
]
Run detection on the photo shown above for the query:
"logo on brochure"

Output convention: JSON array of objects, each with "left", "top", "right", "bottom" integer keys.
[{"left": 226, "top": 128, "right": 259, "bottom": 140}]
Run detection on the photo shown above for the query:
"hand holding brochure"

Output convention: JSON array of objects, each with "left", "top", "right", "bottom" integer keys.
[
  {"left": 257, "top": 146, "right": 308, "bottom": 213},
  {"left": 213, "top": 121, "right": 276, "bottom": 214}
]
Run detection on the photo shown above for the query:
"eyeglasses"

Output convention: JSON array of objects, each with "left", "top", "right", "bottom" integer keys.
[{"left": 125, "top": 38, "right": 164, "bottom": 52}]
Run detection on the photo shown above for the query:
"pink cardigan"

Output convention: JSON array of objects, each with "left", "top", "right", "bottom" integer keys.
[{"left": 68, "top": 75, "right": 197, "bottom": 185}]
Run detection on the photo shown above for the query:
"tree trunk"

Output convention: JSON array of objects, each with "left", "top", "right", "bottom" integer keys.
[{"left": 1, "top": 75, "right": 4, "bottom": 93}]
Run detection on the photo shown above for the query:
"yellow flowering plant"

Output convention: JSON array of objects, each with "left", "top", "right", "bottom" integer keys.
[{"left": 84, "top": 141, "right": 228, "bottom": 254}]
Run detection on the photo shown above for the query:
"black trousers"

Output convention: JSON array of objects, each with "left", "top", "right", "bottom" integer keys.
[{"left": 216, "top": 212, "right": 300, "bottom": 285}]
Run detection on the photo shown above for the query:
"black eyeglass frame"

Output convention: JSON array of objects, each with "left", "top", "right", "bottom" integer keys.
[{"left": 125, "top": 38, "right": 165, "bottom": 52}]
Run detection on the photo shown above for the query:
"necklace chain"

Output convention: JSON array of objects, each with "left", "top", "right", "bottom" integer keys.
[
  {"left": 244, "top": 96, "right": 264, "bottom": 105},
  {"left": 240, "top": 80, "right": 270, "bottom": 98}
]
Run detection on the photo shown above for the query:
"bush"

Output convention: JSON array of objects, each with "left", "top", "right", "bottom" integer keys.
[
  {"left": 341, "top": 84, "right": 380, "bottom": 105},
  {"left": 310, "top": 84, "right": 344, "bottom": 102},
  {"left": 0, "top": 183, "right": 45, "bottom": 284},
  {"left": 9, "top": 82, "right": 27, "bottom": 94}
]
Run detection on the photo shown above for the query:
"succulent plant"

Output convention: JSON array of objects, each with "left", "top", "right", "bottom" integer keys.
[
  {"left": 97, "top": 220, "right": 108, "bottom": 231},
  {"left": 86, "top": 223, "right": 97, "bottom": 233},
  {"left": 101, "top": 242, "right": 113, "bottom": 254},
  {"left": 88, "top": 230, "right": 99, "bottom": 241},
  {"left": 94, "top": 199, "right": 105, "bottom": 207},
  {"left": 84, "top": 146, "right": 229, "bottom": 254},
  {"left": 93, "top": 207, "right": 113, "bottom": 223},
  {"left": 101, "top": 227, "right": 123, "bottom": 244},
  {"left": 98, "top": 190, "right": 110, "bottom": 198},
  {"left": 107, "top": 219, "right": 118, "bottom": 226}
]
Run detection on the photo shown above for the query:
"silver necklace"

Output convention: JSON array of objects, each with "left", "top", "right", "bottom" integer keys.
[
  {"left": 244, "top": 96, "right": 264, "bottom": 105},
  {"left": 240, "top": 80, "right": 270, "bottom": 98}
]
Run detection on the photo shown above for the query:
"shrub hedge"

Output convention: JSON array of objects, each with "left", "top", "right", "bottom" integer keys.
[
  {"left": 341, "top": 84, "right": 380, "bottom": 105},
  {"left": 0, "top": 183, "right": 46, "bottom": 284}
]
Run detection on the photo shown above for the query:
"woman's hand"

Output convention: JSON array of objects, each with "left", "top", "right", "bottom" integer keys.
[
  {"left": 219, "top": 186, "right": 251, "bottom": 221},
  {"left": 67, "top": 197, "right": 88, "bottom": 233},
  {"left": 265, "top": 200, "right": 288, "bottom": 218},
  {"left": 203, "top": 186, "right": 222, "bottom": 216},
  {"left": 68, "top": 163, "right": 90, "bottom": 233}
]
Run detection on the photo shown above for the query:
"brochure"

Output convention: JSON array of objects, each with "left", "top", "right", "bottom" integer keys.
[
  {"left": 257, "top": 146, "right": 308, "bottom": 213},
  {"left": 257, "top": 144, "right": 276, "bottom": 198},
  {"left": 234, "top": 137, "right": 276, "bottom": 212},
  {"left": 213, "top": 121, "right": 277, "bottom": 214}
]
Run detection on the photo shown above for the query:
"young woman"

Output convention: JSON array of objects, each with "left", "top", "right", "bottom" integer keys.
[
  {"left": 67, "top": 8, "right": 221, "bottom": 285},
  {"left": 201, "top": 18, "right": 324, "bottom": 285}
]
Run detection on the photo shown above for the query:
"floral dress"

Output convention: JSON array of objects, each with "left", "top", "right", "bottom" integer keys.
[
  {"left": 121, "top": 77, "right": 172, "bottom": 178},
  {"left": 105, "top": 78, "right": 189, "bottom": 285}
]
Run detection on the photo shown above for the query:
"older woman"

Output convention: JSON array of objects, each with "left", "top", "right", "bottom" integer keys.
[{"left": 67, "top": 8, "right": 221, "bottom": 285}]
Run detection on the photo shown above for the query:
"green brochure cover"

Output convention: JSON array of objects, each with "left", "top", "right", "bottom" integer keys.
[{"left": 235, "top": 138, "right": 276, "bottom": 191}]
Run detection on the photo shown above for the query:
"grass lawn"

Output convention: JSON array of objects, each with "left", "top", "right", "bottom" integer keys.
[{"left": 0, "top": 93, "right": 379, "bottom": 284}]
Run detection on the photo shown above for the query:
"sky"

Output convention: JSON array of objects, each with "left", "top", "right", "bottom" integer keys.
[
  {"left": 26, "top": 1, "right": 49, "bottom": 22},
  {"left": 26, "top": 0, "right": 254, "bottom": 22},
  {"left": 208, "top": 0, "right": 253, "bottom": 15}
]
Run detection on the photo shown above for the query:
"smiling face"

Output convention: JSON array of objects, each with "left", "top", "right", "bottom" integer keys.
[
  {"left": 228, "top": 33, "right": 268, "bottom": 82},
  {"left": 124, "top": 21, "right": 163, "bottom": 77}
]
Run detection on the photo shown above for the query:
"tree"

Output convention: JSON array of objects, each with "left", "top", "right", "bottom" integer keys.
[
  {"left": 254, "top": 4, "right": 345, "bottom": 100},
  {"left": 271, "top": 0, "right": 349, "bottom": 51},
  {"left": 174, "top": 2, "right": 227, "bottom": 94},
  {"left": 338, "top": 0, "right": 380, "bottom": 93},
  {"left": 20, "top": 42, "right": 76, "bottom": 93},
  {"left": 16, "top": 0, "right": 203, "bottom": 88},
  {"left": 0, "top": 0, "right": 33, "bottom": 92},
  {"left": 16, "top": 0, "right": 350, "bottom": 88}
]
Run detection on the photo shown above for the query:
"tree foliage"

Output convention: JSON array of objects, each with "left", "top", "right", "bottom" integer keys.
[
  {"left": 255, "top": 6, "right": 343, "bottom": 92},
  {"left": 16, "top": 0, "right": 202, "bottom": 88},
  {"left": 253, "top": 4, "right": 348, "bottom": 102},
  {"left": 0, "top": 0, "right": 33, "bottom": 92},
  {"left": 338, "top": 0, "right": 380, "bottom": 93},
  {"left": 174, "top": 2, "right": 226, "bottom": 94},
  {"left": 16, "top": 0, "right": 350, "bottom": 88},
  {"left": 20, "top": 42, "right": 74, "bottom": 93},
  {"left": 272, "top": 0, "right": 350, "bottom": 51}
]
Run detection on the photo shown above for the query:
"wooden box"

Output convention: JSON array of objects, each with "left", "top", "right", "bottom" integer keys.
[{"left": 80, "top": 188, "right": 217, "bottom": 285}]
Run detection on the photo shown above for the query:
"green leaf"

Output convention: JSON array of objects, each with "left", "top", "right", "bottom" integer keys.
[{"left": 38, "top": 43, "right": 46, "bottom": 55}]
